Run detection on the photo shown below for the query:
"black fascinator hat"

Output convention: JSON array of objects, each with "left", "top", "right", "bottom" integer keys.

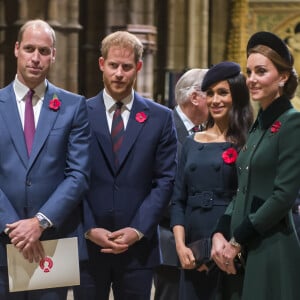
[
  {"left": 201, "top": 61, "right": 241, "bottom": 92},
  {"left": 246, "top": 31, "right": 292, "bottom": 65}
]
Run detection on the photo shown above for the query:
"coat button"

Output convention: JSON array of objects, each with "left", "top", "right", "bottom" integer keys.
[
  {"left": 26, "top": 180, "right": 31, "bottom": 186},
  {"left": 238, "top": 167, "right": 242, "bottom": 175}
]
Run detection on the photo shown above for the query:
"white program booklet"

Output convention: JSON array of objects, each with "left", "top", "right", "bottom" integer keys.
[{"left": 7, "top": 237, "right": 80, "bottom": 292}]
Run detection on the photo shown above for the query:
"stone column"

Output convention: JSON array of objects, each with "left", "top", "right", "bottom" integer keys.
[
  {"left": 16, "top": 0, "right": 29, "bottom": 25},
  {"left": 47, "top": 0, "right": 82, "bottom": 93},
  {"left": 65, "top": 0, "right": 81, "bottom": 92},
  {"left": 107, "top": 0, "right": 128, "bottom": 29},
  {"left": 47, "top": 0, "right": 60, "bottom": 26},
  {"left": 167, "top": 0, "right": 186, "bottom": 71},
  {"left": 227, "top": 0, "right": 249, "bottom": 69},
  {"left": 187, "top": 0, "right": 209, "bottom": 68}
]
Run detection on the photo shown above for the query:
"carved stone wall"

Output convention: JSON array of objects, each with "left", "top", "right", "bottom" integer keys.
[
  {"left": 0, "top": 0, "right": 81, "bottom": 93},
  {"left": 1, "top": 0, "right": 299, "bottom": 105}
]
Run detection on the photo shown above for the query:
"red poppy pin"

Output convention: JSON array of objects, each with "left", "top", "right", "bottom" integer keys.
[
  {"left": 135, "top": 112, "right": 147, "bottom": 123},
  {"left": 49, "top": 94, "right": 61, "bottom": 111},
  {"left": 39, "top": 256, "right": 54, "bottom": 273},
  {"left": 270, "top": 120, "right": 281, "bottom": 133},
  {"left": 222, "top": 147, "right": 238, "bottom": 164}
]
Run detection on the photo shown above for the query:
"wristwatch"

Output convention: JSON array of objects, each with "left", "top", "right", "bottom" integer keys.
[
  {"left": 229, "top": 237, "right": 241, "bottom": 249},
  {"left": 35, "top": 213, "right": 51, "bottom": 229}
]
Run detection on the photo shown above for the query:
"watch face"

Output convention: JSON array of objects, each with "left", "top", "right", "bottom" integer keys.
[{"left": 39, "top": 218, "right": 49, "bottom": 229}]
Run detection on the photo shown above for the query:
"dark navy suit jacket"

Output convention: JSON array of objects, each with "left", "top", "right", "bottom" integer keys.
[
  {"left": 0, "top": 81, "right": 90, "bottom": 265},
  {"left": 84, "top": 91, "right": 177, "bottom": 269}
]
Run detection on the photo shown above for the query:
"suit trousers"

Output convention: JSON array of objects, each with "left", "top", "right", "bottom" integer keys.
[
  {"left": 0, "top": 267, "right": 68, "bottom": 300},
  {"left": 77, "top": 248, "right": 153, "bottom": 300}
]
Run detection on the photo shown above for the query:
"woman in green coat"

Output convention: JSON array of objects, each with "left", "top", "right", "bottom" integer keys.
[{"left": 211, "top": 31, "right": 300, "bottom": 300}]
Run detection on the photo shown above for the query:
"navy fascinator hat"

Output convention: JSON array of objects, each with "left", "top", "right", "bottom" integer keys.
[
  {"left": 201, "top": 61, "right": 241, "bottom": 91},
  {"left": 246, "top": 31, "right": 292, "bottom": 65}
]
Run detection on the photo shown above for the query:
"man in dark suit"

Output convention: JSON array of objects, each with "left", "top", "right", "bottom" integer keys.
[
  {"left": 81, "top": 31, "right": 177, "bottom": 300},
  {"left": 0, "top": 20, "right": 90, "bottom": 299},
  {"left": 154, "top": 68, "right": 208, "bottom": 300}
]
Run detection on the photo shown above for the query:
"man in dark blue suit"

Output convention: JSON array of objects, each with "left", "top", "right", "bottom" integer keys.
[
  {"left": 154, "top": 68, "right": 208, "bottom": 300},
  {"left": 0, "top": 20, "right": 90, "bottom": 299},
  {"left": 81, "top": 31, "right": 177, "bottom": 300}
]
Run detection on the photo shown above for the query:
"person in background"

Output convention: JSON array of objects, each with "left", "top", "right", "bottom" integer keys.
[
  {"left": 211, "top": 31, "right": 300, "bottom": 300},
  {"left": 0, "top": 19, "right": 90, "bottom": 299},
  {"left": 154, "top": 68, "right": 208, "bottom": 300},
  {"left": 79, "top": 30, "right": 177, "bottom": 300},
  {"left": 170, "top": 61, "right": 253, "bottom": 300}
]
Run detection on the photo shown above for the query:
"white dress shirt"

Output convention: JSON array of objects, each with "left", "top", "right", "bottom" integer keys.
[
  {"left": 102, "top": 88, "right": 143, "bottom": 240},
  {"left": 103, "top": 89, "right": 134, "bottom": 132},
  {"left": 13, "top": 75, "right": 46, "bottom": 129},
  {"left": 175, "top": 105, "right": 196, "bottom": 134},
  {"left": 12, "top": 76, "right": 52, "bottom": 227}
]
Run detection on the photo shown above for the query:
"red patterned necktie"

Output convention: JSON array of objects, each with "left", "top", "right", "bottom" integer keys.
[
  {"left": 191, "top": 125, "right": 200, "bottom": 133},
  {"left": 24, "top": 89, "right": 35, "bottom": 156},
  {"left": 111, "top": 102, "right": 124, "bottom": 166}
]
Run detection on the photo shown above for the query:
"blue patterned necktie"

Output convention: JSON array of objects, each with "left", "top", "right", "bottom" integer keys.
[
  {"left": 111, "top": 102, "right": 124, "bottom": 166},
  {"left": 24, "top": 89, "right": 35, "bottom": 156}
]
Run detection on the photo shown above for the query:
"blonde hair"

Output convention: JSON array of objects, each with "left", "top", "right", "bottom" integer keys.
[{"left": 100, "top": 31, "right": 143, "bottom": 63}]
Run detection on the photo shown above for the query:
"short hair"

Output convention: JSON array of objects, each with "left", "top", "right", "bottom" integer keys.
[
  {"left": 175, "top": 68, "right": 208, "bottom": 105},
  {"left": 17, "top": 19, "right": 56, "bottom": 47},
  {"left": 100, "top": 31, "right": 143, "bottom": 63}
]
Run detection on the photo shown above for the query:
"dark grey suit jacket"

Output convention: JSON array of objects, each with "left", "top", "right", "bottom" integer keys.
[{"left": 158, "top": 107, "right": 189, "bottom": 266}]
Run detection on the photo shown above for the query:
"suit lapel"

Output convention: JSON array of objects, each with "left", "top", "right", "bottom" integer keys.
[
  {"left": 173, "top": 109, "right": 189, "bottom": 144},
  {"left": 118, "top": 93, "right": 149, "bottom": 168},
  {"left": 28, "top": 83, "right": 60, "bottom": 168},
  {"left": 88, "top": 93, "right": 115, "bottom": 172},
  {"left": 0, "top": 83, "right": 28, "bottom": 167}
]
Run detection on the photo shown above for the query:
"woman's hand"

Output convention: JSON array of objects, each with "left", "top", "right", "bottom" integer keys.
[
  {"left": 211, "top": 232, "right": 240, "bottom": 274},
  {"left": 173, "top": 225, "right": 196, "bottom": 269},
  {"left": 176, "top": 243, "right": 196, "bottom": 269}
]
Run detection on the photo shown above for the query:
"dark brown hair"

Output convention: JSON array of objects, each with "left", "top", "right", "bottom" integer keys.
[{"left": 248, "top": 45, "right": 298, "bottom": 99}]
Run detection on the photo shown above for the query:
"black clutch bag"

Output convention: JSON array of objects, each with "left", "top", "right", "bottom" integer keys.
[
  {"left": 188, "top": 238, "right": 247, "bottom": 273},
  {"left": 187, "top": 238, "right": 211, "bottom": 268}
]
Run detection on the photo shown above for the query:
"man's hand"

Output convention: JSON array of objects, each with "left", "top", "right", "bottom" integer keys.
[
  {"left": 86, "top": 228, "right": 129, "bottom": 254},
  {"left": 21, "top": 240, "right": 45, "bottom": 263},
  {"left": 6, "top": 218, "right": 45, "bottom": 262},
  {"left": 107, "top": 227, "right": 140, "bottom": 247}
]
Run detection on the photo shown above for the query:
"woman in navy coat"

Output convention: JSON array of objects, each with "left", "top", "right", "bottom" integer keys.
[
  {"left": 211, "top": 32, "right": 300, "bottom": 300},
  {"left": 170, "top": 62, "right": 253, "bottom": 300}
]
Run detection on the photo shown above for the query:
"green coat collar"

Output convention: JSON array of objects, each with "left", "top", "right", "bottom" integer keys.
[{"left": 251, "top": 96, "right": 292, "bottom": 131}]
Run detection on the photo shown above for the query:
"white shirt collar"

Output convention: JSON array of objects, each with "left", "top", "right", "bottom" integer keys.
[
  {"left": 13, "top": 75, "right": 47, "bottom": 103},
  {"left": 176, "top": 105, "right": 195, "bottom": 132},
  {"left": 103, "top": 89, "right": 134, "bottom": 112}
]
